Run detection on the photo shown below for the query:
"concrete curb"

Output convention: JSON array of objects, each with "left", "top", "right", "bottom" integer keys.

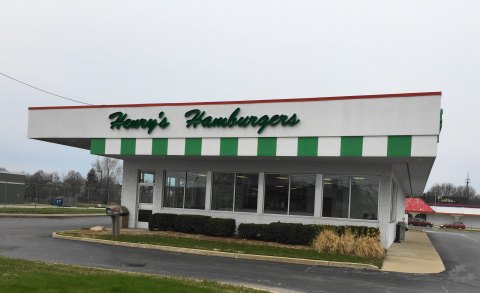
[
  {"left": 0, "top": 214, "right": 104, "bottom": 218},
  {"left": 52, "top": 232, "right": 378, "bottom": 271}
]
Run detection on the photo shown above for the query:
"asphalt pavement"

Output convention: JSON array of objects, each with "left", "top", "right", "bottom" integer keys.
[{"left": 1, "top": 217, "right": 480, "bottom": 293}]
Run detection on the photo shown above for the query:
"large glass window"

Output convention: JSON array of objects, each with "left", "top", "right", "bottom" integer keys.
[
  {"left": 163, "top": 171, "right": 206, "bottom": 209},
  {"left": 322, "top": 175, "right": 378, "bottom": 220},
  {"left": 322, "top": 176, "right": 350, "bottom": 218},
  {"left": 184, "top": 172, "right": 207, "bottom": 209},
  {"left": 264, "top": 174, "right": 315, "bottom": 216},
  {"left": 211, "top": 173, "right": 258, "bottom": 212},
  {"left": 211, "top": 173, "right": 234, "bottom": 211},
  {"left": 350, "top": 177, "right": 379, "bottom": 220},
  {"left": 234, "top": 173, "right": 258, "bottom": 212},
  {"left": 289, "top": 174, "right": 316, "bottom": 216}
]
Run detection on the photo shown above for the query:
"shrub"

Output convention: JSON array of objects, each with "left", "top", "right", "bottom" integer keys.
[
  {"left": 204, "top": 218, "right": 236, "bottom": 237},
  {"left": 148, "top": 213, "right": 236, "bottom": 237},
  {"left": 238, "top": 222, "right": 318, "bottom": 245},
  {"left": 337, "top": 228, "right": 356, "bottom": 255},
  {"left": 149, "top": 213, "right": 178, "bottom": 231},
  {"left": 237, "top": 223, "right": 268, "bottom": 240},
  {"left": 312, "top": 229, "right": 340, "bottom": 253},
  {"left": 174, "top": 215, "right": 211, "bottom": 234},
  {"left": 312, "top": 228, "right": 385, "bottom": 260},
  {"left": 354, "top": 237, "right": 386, "bottom": 259}
]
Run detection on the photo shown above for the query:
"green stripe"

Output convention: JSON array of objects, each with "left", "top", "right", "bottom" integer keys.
[
  {"left": 387, "top": 136, "right": 412, "bottom": 157},
  {"left": 220, "top": 138, "right": 238, "bottom": 156},
  {"left": 152, "top": 138, "right": 168, "bottom": 155},
  {"left": 185, "top": 138, "right": 202, "bottom": 156},
  {"left": 90, "top": 138, "right": 105, "bottom": 155},
  {"left": 257, "top": 137, "right": 277, "bottom": 156},
  {"left": 297, "top": 137, "right": 318, "bottom": 156},
  {"left": 121, "top": 138, "right": 136, "bottom": 155},
  {"left": 341, "top": 136, "right": 363, "bottom": 157}
]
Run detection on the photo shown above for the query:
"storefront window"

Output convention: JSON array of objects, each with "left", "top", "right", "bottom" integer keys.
[
  {"left": 211, "top": 172, "right": 258, "bottom": 212},
  {"left": 211, "top": 173, "right": 235, "bottom": 210},
  {"left": 234, "top": 173, "right": 258, "bottom": 212},
  {"left": 163, "top": 171, "right": 206, "bottom": 209},
  {"left": 350, "top": 177, "right": 379, "bottom": 220},
  {"left": 264, "top": 174, "right": 315, "bottom": 215},
  {"left": 264, "top": 174, "right": 289, "bottom": 214},
  {"left": 184, "top": 172, "right": 207, "bottom": 209},
  {"left": 322, "top": 176, "right": 350, "bottom": 218},
  {"left": 163, "top": 172, "right": 185, "bottom": 208},
  {"left": 322, "top": 175, "right": 378, "bottom": 220},
  {"left": 289, "top": 174, "right": 315, "bottom": 216}
]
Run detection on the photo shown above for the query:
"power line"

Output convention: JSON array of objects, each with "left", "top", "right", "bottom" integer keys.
[{"left": 0, "top": 72, "right": 93, "bottom": 106}]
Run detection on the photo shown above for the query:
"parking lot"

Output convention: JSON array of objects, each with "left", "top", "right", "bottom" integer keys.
[{"left": 1, "top": 217, "right": 480, "bottom": 292}]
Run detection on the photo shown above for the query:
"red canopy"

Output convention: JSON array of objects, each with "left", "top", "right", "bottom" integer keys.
[{"left": 405, "top": 198, "right": 435, "bottom": 214}]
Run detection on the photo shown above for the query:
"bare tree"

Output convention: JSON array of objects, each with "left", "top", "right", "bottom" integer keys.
[
  {"left": 92, "top": 157, "right": 122, "bottom": 204},
  {"left": 0, "top": 167, "right": 7, "bottom": 172},
  {"left": 427, "top": 183, "right": 456, "bottom": 199},
  {"left": 63, "top": 170, "right": 85, "bottom": 187},
  {"left": 456, "top": 185, "right": 477, "bottom": 198}
]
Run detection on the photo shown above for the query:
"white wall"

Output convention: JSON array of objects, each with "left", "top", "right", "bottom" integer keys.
[
  {"left": 29, "top": 95, "right": 441, "bottom": 139},
  {"left": 121, "top": 156, "right": 396, "bottom": 247},
  {"left": 427, "top": 214, "right": 480, "bottom": 229}
]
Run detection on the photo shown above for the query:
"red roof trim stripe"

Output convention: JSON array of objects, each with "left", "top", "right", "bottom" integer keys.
[{"left": 28, "top": 91, "right": 442, "bottom": 111}]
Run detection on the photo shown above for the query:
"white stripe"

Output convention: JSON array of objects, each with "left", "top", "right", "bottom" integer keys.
[
  {"left": 317, "top": 137, "right": 341, "bottom": 156},
  {"left": 105, "top": 139, "right": 121, "bottom": 155},
  {"left": 362, "top": 136, "right": 388, "bottom": 157},
  {"left": 411, "top": 136, "right": 437, "bottom": 157},
  {"left": 276, "top": 137, "right": 297, "bottom": 156},
  {"left": 168, "top": 138, "right": 185, "bottom": 155},
  {"left": 201, "top": 138, "right": 221, "bottom": 156},
  {"left": 135, "top": 139, "right": 152, "bottom": 155},
  {"left": 237, "top": 138, "right": 258, "bottom": 156}
]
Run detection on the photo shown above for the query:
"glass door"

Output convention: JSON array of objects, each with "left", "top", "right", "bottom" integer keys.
[{"left": 137, "top": 171, "right": 154, "bottom": 228}]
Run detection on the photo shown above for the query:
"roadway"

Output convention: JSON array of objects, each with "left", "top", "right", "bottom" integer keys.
[{"left": 1, "top": 217, "right": 479, "bottom": 292}]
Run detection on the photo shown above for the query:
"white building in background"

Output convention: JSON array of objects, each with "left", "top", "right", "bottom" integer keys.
[
  {"left": 27, "top": 92, "right": 442, "bottom": 247},
  {"left": 427, "top": 204, "right": 480, "bottom": 228}
]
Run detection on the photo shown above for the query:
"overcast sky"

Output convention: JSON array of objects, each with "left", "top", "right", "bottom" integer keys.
[{"left": 1, "top": 1, "right": 478, "bottom": 192}]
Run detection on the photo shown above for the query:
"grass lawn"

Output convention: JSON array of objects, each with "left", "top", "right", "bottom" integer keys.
[
  {"left": 0, "top": 207, "right": 103, "bottom": 214},
  {"left": 0, "top": 257, "right": 266, "bottom": 293},
  {"left": 60, "top": 230, "right": 383, "bottom": 268}
]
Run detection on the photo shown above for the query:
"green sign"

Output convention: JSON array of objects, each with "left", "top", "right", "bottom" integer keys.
[
  {"left": 109, "top": 108, "right": 300, "bottom": 134},
  {"left": 185, "top": 107, "right": 300, "bottom": 134},
  {"left": 109, "top": 112, "right": 170, "bottom": 134}
]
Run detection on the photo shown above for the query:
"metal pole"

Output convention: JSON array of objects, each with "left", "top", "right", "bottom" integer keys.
[
  {"left": 35, "top": 184, "right": 38, "bottom": 210},
  {"left": 3, "top": 177, "right": 7, "bottom": 208}
]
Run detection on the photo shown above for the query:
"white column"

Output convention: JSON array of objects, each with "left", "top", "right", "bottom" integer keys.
[
  {"left": 205, "top": 171, "right": 212, "bottom": 211},
  {"left": 153, "top": 167, "right": 164, "bottom": 214},
  {"left": 314, "top": 174, "right": 323, "bottom": 218},
  {"left": 257, "top": 172, "right": 265, "bottom": 214}
]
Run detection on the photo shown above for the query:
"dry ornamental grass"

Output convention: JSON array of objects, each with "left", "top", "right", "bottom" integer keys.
[{"left": 312, "top": 229, "right": 385, "bottom": 260}]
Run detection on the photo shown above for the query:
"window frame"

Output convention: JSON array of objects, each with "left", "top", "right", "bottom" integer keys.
[
  {"left": 263, "top": 172, "right": 316, "bottom": 216},
  {"left": 162, "top": 170, "right": 207, "bottom": 210},
  {"left": 211, "top": 172, "right": 259, "bottom": 213},
  {"left": 321, "top": 174, "right": 380, "bottom": 221}
]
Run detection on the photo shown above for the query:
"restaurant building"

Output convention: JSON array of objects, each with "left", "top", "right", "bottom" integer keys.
[{"left": 28, "top": 92, "right": 442, "bottom": 247}]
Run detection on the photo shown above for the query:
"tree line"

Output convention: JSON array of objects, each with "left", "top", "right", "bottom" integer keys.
[
  {"left": 1, "top": 157, "right": 122, "bottom": 189},
  {"left": 424, "top": 182, "right": 478, "bottom": 205}
]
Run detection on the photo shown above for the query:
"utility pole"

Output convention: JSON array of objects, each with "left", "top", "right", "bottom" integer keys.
[{"left": 465, "top": 173, "right": 471, "bottom": 197}]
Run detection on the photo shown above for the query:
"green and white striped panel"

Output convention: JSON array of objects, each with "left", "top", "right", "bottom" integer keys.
[{"left": 90, "top": 136, "right": 437, "bottom": 157}]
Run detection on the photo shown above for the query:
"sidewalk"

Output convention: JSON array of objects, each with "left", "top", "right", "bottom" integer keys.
[{"left": 381, "top": 230, "right": 445, "bottom": 274}]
